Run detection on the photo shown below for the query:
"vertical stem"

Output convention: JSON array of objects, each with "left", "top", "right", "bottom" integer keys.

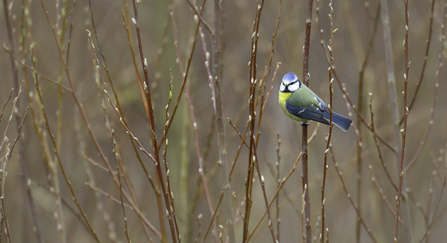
[
  {"left": 322, "top": 3, "right": 334, "bottom": 242},
  {"left": 355, "top": 77, "right": 363, "bottom": 243},
  {"left": 379, "top": 0, "right": 412, "bottom": 241},
  {"left": 211, "top": 0, "right": 236, "bottom": 242},
  {"left": 394, "top": 0, "right": 410, "bottom": 241},
  {"left": 2, "top": 1, "right": 44, "bottom": 242},
  {"left": 276, "top": 134, "right": 281, "bottom": 242},
  {"left": 302, "top": 0, "right": 314, "bottom": 242},
  {"left": 243, "top": 0, "right": 265, "bottom": 241},
  {"left": 301, "top": 125, "right": 311, "bottom": 243},
  {"left": 130, "top": 1, "right": 177, "bottom": 242}
]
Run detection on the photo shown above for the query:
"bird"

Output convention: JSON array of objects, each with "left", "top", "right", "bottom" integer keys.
[{"left": 279, "top": 72, "right": 352, "bottom": 131}]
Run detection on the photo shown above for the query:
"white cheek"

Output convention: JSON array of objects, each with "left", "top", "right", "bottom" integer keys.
[
  {"left": 280, "top": 83, "right": 285, "bottom": 92},
  {"left": 288, "top": 82, "right": 300, "bottom": 92}
]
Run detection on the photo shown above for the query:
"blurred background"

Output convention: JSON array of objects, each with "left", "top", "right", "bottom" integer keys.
[{"left": 1, "top": 0, "right": 446, "bottom": 242}]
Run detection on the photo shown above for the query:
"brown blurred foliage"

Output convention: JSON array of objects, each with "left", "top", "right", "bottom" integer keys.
[{"left": 1, "top": 0, "right": 446, "bottom": 242}]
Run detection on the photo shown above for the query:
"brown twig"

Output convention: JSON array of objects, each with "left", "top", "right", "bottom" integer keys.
[
  {"left": 394, "top": 0, "right": 410, "bottom": 241},
  {"left": 243, "top": 0, "right": 274, "bottom": 241},
  {"left": 405, "top": 0, "right": 445, "bottom": 172},
  {"left": 90, "top": 32, "right": 133, "bottom": 243},
  {"left": 246, "top": 125, "right": 320, "bottom": 242},
  {"left": 169, "top": 1, "right": 218, "bottom": 241},
  {"left": 87, "top": 5, "right": 157, "bottom": 229},
  {"left": 418, "top": 129, "right": 447, "bottom": 243},
  {"left": 315, "top": 2, "right": 395, "bottom": 154},
  {"left": 342, "top": 93, "right": 397, "bottom": 218},
  {"left": 24, "top": 177, "right": 94, "bottom": 238},
  {"left": 157, "top": 0, "right": 208, "bottom": 151},
  {"left": 264, "top": 158, "right": 301, "bottom": 215},
  {"left": 117, "top": 166, "right": 131, "bottom": 243},
  {"left": 229, "top": 120, "right": 250, "bottom": 181},
  {"left": 200, "top": 193, "right": 224, "bottom": 243},
  {"left": 423, "top": 144, "right": 445, "bottom": 243},
  {"left": 186, "top": 0, "right": 214, "bottom": 35},
  {"left": 32, "top": 48, "right": 100, "bottom": 242},
  {"left": 369, "top": 94, "right": 398, "bottom": 191},
  {"left": 3, "top": 48, "right": 73, "bottom": 92},
  {"left": 1, "top": 106, "right": 29, "bottom": 243},
  {"left": 0, "top": 83, "right": 24, "bottom": 162},
  {"left": 301, "top": 185, "right": 307, "bottom": 243},
  {"left": 329, "top": 147, "right": 377, "bottom": 243},
  {"left": 39, "top": 0, "right": 161, "bottom": 239},
  {"left": 321, "top": 3, "right": 334, "bottom": 242},
  {"left": 252, "top": 138, "right": 277, "bottom": 243},
  {"left": 130, "top": 0, "right": 177, "bottom": 241},
  {"left": 87, "top": 29, "right": 165, "bottom": 237},
  {"left": 2, "top": 1, "right": 43, "bottom": 240},
  {"left": 400, "top": 0, "right": 436, "bottom": 125},
  {"left": 162, "top": 123, "right": 180, "bottom": 242},
  {"left": 302, "top": 0, "right": 314, "bottom": 242},
  {"left": 0, "top": 88, "right": 14, "bottom": 123},
  {"left": 422, "top": 2, "right": 447, "bottom": 242},
  {"left": 276, "top": 134, "right": 281, "bottom": 242},
  {"left": 254, "top": 0, "right": 282, "bottom": 150}
]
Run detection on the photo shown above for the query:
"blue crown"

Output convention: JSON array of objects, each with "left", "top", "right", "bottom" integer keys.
[{"left": 283, "top": 72, "right": 298, "bottom": 83}]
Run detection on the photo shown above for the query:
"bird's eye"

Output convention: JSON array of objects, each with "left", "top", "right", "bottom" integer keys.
[
  {"left": 280, "top": 83, "right": 285, "bottom": 92},
  {"left": 288, "top": 82, "right": 300, "bottom": 92}
]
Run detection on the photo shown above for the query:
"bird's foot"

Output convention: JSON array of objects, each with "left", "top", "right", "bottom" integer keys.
[{"left": 300, "top": 122, "right": 309, "bottom": 127}]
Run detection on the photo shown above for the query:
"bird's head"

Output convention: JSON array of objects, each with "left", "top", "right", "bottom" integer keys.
[{"left": 280, "top": 72, "right": 301, "bottom": 93}]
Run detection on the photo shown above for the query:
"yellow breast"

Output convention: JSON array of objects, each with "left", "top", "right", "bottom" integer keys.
[{"left": 278, "top": 91, "right": 307, "bottom": 122}]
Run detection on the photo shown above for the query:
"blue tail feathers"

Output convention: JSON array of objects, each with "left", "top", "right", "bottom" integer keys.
[{"left": 323, "top": 111, "right": 352, "bottom": 132}]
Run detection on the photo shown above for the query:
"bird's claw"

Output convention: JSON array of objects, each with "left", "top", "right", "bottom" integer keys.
[{"left": 300, "top": 122, "right": 309, "bottom": 126}]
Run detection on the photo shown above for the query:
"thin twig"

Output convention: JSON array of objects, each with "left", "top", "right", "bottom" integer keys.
[
  {"left": 246, "top": 125, "right": 320, "bottom": 242},
  {"left": 117, "top": 166, "right": 131, "bottom": 243},
  {"left": 405, "top": 2, "right": 445, "bottom": 171},
  {"left": 85, "top": 183, "right": 134, "bottom": 210},
  {"left": 423, "top": 143, "right": 445, "bottom": 243},
  {"left": 329, "top": 148, "right": 377, "bottom": 243},
  {"left": 3, "top": 1, "right": 44, "bottom": 240},
  {"left": 186, "top": 0, "right": 214, "bottom": 35},
  {"left": 420, "top": 2, "right": 447, "bottom": 241},
  {"left": 32, "top": 48, "right": 100, "bottom": 242},
  {"left": 321, "top": 2, "right": 334, "bottom": 242},
  {"left": 157, "top": 0, "right": 208, "bottom": 151},
  {"left": 169, "top": 1, "right": 218, "bottom": 241},
  {"left": 302, "top": 0, "right": 314, "bottom": 242},
  {"left": 343, "top": 94, "right": 397, "bottom": 218},
  {"left": 39, "top": 0, "right": 161, "bottom": 239},
  {"left": 200, "top": 193, "right": 224, "bottom": 243},
  {"left": 401, "top": 0, "right": 436, "bottom": 125},
  {"left": 3, "top": 48, "right": 73, "bottom": 92},
  {"left": 394, "top": 0, "right": 410, "bottom": 241},
  {"left": 88, "top": 4, "right": 157, "bottom": 227},
  {"left": 276, "top": 134, "right": 281, "bottom": 242},
  {"left": 228, "top": 118, "right": 250, "bottom": 149},
  {"left": 369, "top": 94, "right": 398, "bottom": 191},
  {"left": 1, "top": 107, "right": 29, "bottom": 242},
  {"left": 418, "top": 129, "right": 447, "bottom": 243},
  {"left": 130, "top": 0, "right": 177, "bottom": 241},
  {"left": 0, "top": 88, "right": 13, "bottom": 123}
]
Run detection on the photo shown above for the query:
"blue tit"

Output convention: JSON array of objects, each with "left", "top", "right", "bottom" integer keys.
[{"left": 279, "top": 72, "right": 352, "bottom": 131}]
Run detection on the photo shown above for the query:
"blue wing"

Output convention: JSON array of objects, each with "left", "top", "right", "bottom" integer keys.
[{"left": 285, "top": 101, "right": 330, "bottom": 125}]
